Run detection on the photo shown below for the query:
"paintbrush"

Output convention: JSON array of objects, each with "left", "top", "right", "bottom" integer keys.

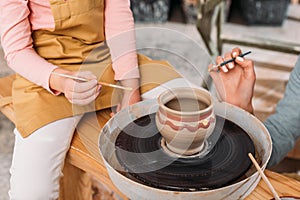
[
  {"left": 51, "top": 72, "right": 133, "bottom": 91},
  {"left": 248, "top": 153, "right": 281, "bottom": 200},
  {"left": 208, "top": 51, "right": 252, "bottom": 72}
]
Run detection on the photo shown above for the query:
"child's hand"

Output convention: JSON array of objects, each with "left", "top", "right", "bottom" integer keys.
[
  {"left": 50, "top": 68, "right": 101, "bottom": 105},
  {"left": 110, "top": 78, "right": 141, "bottom": 116},
  {"left": 208, "top": 47, "right": 256, "bottom": 113}
]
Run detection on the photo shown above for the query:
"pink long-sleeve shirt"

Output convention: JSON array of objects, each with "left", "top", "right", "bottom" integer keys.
[{"left": 0, "top": 0, "right": 139, "bottom": 93}]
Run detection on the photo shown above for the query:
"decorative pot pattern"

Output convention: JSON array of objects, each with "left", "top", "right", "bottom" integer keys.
[
  {"left": 155, "top": 87, "right": 216, "bottom": 156},
  {"left": 156, "top": 108, "right": 215, "bottom": 131}
]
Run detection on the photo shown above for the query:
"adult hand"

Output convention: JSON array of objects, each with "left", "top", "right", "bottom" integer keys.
[
  {"left": 111, "top": 78, "right": 141, "bottom": 116},
  {"left": 49, "top": 68, "right": 101, "bottom": 105},
  {"left": 208, "top": 47, "right": 256, "bottom": 113}
]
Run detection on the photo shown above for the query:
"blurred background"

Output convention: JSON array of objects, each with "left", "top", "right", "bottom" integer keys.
[{"left": 1, "top": 0, "right": 300, "bottom": 199}]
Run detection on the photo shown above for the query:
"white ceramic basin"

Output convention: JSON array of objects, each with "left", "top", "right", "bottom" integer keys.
[{"left": 99, "top": 99, "right": 272, "bottom": 200}]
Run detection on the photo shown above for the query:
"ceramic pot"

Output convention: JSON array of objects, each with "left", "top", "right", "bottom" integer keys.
[{"left": 155, "top": 87, "right": 216, "bottom": 156}]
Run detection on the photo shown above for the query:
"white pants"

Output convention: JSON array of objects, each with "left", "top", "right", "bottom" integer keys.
[
  {"left": 8, "top": 78, "right": 191, "bottom": 200},
  {"left": 9, "top": 115, "right": 82, "bottom": 200}
]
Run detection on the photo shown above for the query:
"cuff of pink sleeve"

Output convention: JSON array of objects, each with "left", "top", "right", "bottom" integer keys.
[{"left": 6, "top": 49, "right": 62, "bottom": 96}]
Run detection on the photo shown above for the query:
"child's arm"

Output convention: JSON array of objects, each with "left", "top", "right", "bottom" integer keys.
[
  {"left": 0, "top": 0, "right": 58, "bottom": 93},
  {"left": 105, "top": 0, "right": 141, "bottom": 111}
]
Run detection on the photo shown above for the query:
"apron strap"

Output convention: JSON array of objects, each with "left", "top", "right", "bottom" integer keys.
[{"left": 0, "top": 96, "right": 13, "bottom": 107}]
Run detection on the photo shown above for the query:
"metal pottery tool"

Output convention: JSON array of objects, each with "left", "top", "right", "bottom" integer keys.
[
  {"left": 51, "top": 72, "right": 133, "bottom": 91},
  {"left": 208, "top": 51, "right": 252, "bottom": 72}
]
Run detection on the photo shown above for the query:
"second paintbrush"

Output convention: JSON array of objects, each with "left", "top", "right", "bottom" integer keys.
[
  {"left": 208, "top": 51, "right": 252, "bottom": 72},
  {"left": 51, "top": 72, "right": 133, "bottom": 91}
]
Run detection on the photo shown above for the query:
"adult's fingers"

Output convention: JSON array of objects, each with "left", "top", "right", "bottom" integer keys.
[
  {"left": 231, "top": 47, "right": 242, "bottom": 58},
  {"left": 208, "top": 63, "right": 218, "bottom": 73},
  {"left": 216, "top": 56, "right": 228, "bottom": 73},
  {"left": 235, "top": 57, "right": 255, "bottom": 80},
  {"left": 224, "top": 52, "right": 234, "bottom": 70}
]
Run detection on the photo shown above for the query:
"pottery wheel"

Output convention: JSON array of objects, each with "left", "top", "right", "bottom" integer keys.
[{"left": 115, "top": 114, "right": 255, "bottom": 191}]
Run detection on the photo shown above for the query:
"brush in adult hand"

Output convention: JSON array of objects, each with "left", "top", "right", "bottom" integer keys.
[
  {"left": 51, "top": 72, "right": 133, "bottom": 91},
  {"left": 208, "top": 51, "right": 252, "bottom": 72},
  {"left": 248, "top": 153, "right": 281, "bottom": 200}
]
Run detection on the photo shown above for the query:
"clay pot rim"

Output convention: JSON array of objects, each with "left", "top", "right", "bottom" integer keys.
[{"left": 157, "top": 87, "right": 213, "bottom": 116}]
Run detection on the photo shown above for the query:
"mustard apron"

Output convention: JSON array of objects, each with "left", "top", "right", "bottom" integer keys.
[{"left": 10, "top": 0, "right": 180, "bottom": 137}]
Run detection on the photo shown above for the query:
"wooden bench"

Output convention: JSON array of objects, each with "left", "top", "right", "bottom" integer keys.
[
  {"left": 0, "top": 75, "right": 127, "bottom": 200},
  {"left": 2, "top": 74, "right": 300, "bottom": 199}
]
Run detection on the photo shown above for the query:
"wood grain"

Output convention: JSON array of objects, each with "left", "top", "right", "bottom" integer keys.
[
  {"left": 59, "top": 162, "right": 93, "bottom": 200},
  {"left": 247, "top": 170, "right": 300, "bottom": 199}
]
